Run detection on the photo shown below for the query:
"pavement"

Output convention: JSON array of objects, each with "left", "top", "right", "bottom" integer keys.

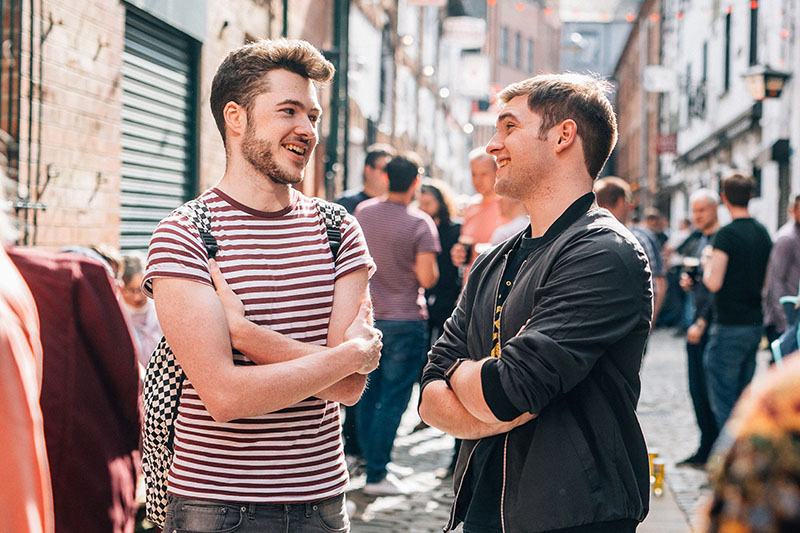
[{"left": 345, "top": 328, "right": 773, "bottom": 532}]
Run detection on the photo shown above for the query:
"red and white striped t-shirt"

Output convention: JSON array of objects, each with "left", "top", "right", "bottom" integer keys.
[{"left": 142, "top": 187, "right": 374, "bottom": 503}]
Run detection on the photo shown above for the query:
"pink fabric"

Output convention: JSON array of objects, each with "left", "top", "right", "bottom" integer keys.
[{"left": 0, "top": 247, "right": 54, "bottom": 533}]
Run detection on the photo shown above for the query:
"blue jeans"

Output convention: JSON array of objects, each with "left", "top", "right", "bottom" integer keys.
[
  {"left": 163, "top": 493, "right": 349, "bottom": 532},
  {"left": 703, "top": 323, "right": 762, "bottom": 429},
  {"left": 356, "top": 319, "right": 428, "bottom": 483}
]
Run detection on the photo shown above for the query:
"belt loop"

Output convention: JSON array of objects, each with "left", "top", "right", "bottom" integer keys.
[
  {"left": 305, "top": 502, "right": 313, "bottom": 518},
  {"left": 248, "top": 502, "right": 256, "bottom": 520}
]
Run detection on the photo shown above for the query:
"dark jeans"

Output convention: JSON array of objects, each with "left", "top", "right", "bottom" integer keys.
[
  {"left": 687, "top": 336, "right": 718, "bottom": 459},
  {"left": 357, "top": 319, "right": 428, "bottom": 483},
  {"left": 163, "top": 493, "right": 349, "bottom": 532},
  {"left": 703, "top": 323, "right": 762, "bottom": 429}
]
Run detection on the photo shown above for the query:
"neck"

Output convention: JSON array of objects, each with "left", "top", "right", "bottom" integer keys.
[
  {"left": 523, "top": 169, "right": 592, "bottom": 237},
  {"left": 481, "top": 191, "right": 497, "bottom": 202},
  {"left": 702, "top": 222, "right": 720, "bottom": 236},
  {"left": 386, "top": 190, "right": 413, "bottom": 205},
  {"left": 216, "top": 158, "right": 293, "bottom": 212},
  {"left": 727, "top": 205, "right": 750, "bottom": 219},
  {"left": 363, "top": 181, "right": 384, "bottom": 198}
]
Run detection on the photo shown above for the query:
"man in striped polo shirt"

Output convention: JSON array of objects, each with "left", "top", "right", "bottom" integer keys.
[
  {"left": 355, "top": 154, "right": 441, "bottom": 495},
  {"left": 143, "top": 39, "right": 382, "bottom": 532}
]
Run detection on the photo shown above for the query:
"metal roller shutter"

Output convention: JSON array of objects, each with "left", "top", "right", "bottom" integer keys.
[{"left": 120, "top": 9, "right": 197, "bottom": 252}]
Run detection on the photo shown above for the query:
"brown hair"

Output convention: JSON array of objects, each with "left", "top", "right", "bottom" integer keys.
[
  {"left": 594, "top": 176, "right": 631, "bottom": 209},
  {"left": 498, "top": 73, "right": 617, "bottom": 179},
  {"left": 720, "top": 171, "right": 756, "bottom": 207},
  {"left": 210, "top": 39, "right": 335, "bottom": 145},
  {"left": 420, "top": 178, "right": 458, "bottom": 225}
]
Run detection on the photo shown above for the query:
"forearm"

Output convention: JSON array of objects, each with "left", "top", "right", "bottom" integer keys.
[
  {"left": 449, "top": 358, "right": 506, "bottom": 423},
  {"left": 205, "top": 340, "right": 366, "bottom": 421},
  {"left": 229, "top": 317, "right": 325, "bottom": 362},
  {"left": 419, "top": 380, "right": 522, "bottom": 439}
]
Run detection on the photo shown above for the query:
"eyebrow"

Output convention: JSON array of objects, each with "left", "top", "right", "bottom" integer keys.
[
  {"left": 496, "top": 111, "right": 518, "bottom": 127},
  {"left": 275, "top": 99, "right": 322, "bottom": 115}
]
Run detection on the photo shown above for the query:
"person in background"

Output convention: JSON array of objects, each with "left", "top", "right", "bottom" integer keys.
[
  {"left": 355, "top": 154, "right": 440, "bottom": 496},
  {"left": 415, "top": 178, "right": 462, "bottom": 440},
  {"left": 336, "top": 143, "right": 395, "bottom": 214},
  {"left": 0, "top": 171, "right": 54, "bottom": 533},
  {"left": 676, "top": 189, "right": 721, "bottom": 468},
  {"left": 451, "top": 148, "right": 506, "bottom": 275},
  {"left": 336, "top": 143, "right": 395, "bottom": 473},
  {"left": 418, "top": 179, "right": 463, "bottom": 344},
  {"left": 490, "top": 195, "right": 529, "bottom": 245},
  {"left": 119, "top": 253, "right": 162, "bottom": 370},
  {"left": 762, "top": 193, "right": 800, "bottom": 347},
  {"left": 703, "top": 171, "right": 772, "bottom": 430},
  {"left": 594, "top": 176, "right": 666, "bottom": 324}
]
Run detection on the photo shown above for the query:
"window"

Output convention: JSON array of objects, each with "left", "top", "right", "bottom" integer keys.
[
  {"left": 501, "top": 26, "right": 509, "bottom": 64},
  {"left": 515, "top": 32, "right": 521, "bottom": 69},
  {"left": 527, "top": 38, "right": 534, "bottom": 73},
  {"left": 749, "top": 2, "right": 758, "bottom": 66},
  {"left": 724, "top": 12, "right": 731, "bottom": 90}
]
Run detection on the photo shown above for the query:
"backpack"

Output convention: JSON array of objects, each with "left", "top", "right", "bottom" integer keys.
[{"left": 141, "top": 196, "right": 347, "bottom": 527}]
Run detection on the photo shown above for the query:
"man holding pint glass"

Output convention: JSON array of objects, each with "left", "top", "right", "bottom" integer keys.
[{"left": 677, "top": 188, "right": 721, "bottom": 468}]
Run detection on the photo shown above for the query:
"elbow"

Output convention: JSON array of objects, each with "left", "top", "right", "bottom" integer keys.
[
  {"left": 202, "top": 392, "right": 237, "bottom": 423},
  {"left": 420, "top": 274, "right": 439, "bottom": 290}
]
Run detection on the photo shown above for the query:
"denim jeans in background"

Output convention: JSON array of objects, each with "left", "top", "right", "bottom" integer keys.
[
  {"left": 703, "top": 323, "right": 763, "bottom": 429},
  {"left": 162, "top": 493, "right": 349, "bottom": 532},
  {"left": 357, "top": 319, "right": 428, "bottom": 483}
]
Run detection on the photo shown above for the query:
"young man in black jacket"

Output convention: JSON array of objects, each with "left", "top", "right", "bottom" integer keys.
[{"left": 419, "top": 73, "right": 652, "bottom": 533}]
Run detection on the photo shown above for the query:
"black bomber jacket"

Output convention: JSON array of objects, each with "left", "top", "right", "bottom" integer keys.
[{"left": 421, "top": 194, "right": 652, "bottom": 532}]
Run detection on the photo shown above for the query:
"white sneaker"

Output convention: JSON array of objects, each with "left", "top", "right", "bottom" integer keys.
[{"left": 362, "top": 474, "right": 407, "bottom": 496}]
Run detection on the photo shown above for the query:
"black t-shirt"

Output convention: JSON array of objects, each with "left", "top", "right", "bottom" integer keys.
[
  {"left": 712, "top": 218, "right": 772, "bottom": 325},
  {"left": 458, "top": 229, "right": 539, "bottom": 533}
]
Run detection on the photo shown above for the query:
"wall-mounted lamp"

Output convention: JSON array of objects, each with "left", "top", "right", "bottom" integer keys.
[{"left": 743, "top": 64, "right": 791, "bottom": 100}]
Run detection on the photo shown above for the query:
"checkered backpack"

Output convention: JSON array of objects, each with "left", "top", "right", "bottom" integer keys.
[{"left": 141, "top": 196, "right": 346, "bottom": 526}]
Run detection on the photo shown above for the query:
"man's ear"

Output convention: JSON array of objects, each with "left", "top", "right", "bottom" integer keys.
[
  {"left": 554, "top": 120, "right": 578, "bottom": 153},
  {"left": 223, "top": 101, "right": 247, "bottom": 139}
]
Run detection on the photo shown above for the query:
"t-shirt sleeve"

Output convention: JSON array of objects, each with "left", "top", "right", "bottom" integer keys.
[
  {"left": 142, "top": 214, "right": 211, "bottom": 298},
  {"left": 415, "top": 216, "right": 441, "bottom": 256},
  {"left": 712, "top": 225, "right": 735, "bottom": 255},
  {"left": 334, "top": 214, "right": 376, "bottom": 280}
]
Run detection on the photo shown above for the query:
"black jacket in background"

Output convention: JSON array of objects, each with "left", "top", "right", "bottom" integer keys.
[
  {"left": 421, "top": 197, "right": 652, "bottom": 532},
  {"left": 426, "top": 220, "right": 462, "bottom": 331}
]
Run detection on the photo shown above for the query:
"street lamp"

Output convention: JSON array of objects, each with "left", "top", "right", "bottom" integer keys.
[{"left": 743, "top": 64, "right": 791, "bottom": 100}]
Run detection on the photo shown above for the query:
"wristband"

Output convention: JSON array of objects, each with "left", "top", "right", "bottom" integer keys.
[{"left": 444, "top": 358, "right": 468, "bottom": 390}]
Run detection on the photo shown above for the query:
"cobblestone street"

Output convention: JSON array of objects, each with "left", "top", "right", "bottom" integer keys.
[{"left": 346, "top": 328, "right": 773, "bottom": 532}]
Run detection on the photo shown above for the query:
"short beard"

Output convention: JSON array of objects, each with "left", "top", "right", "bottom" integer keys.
[{"left": 241, "top": 127, "right": 304, "bottom": 186}]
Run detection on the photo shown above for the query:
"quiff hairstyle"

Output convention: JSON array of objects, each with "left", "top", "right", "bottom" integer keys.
[
  {"left": 594, "top": 176, "right": 631, "bottom": 209},
  {"left": 720, "top": 171, "right": 756, "bottom": 207},
  {"left": 210, "top": 38, "right": 335, "bottom": 145},
  {"left": 498, "top": 73, "right": 617, "bottom": 179}
]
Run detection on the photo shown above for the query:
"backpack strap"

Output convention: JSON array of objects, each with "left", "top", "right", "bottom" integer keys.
[
  {"left": 175, "top": 198, "right": 218, "bottom": 259},
  {"left": 313, "top": 198, "right": 347, "bottom": 261}
]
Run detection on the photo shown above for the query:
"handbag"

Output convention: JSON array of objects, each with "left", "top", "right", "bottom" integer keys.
[{"left": 141, "top": 197, "right": 346, "bottom": 526}]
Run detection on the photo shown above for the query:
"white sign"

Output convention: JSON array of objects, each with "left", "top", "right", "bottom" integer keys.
[
  {"left": 454, "top": 53, "right": 490, "bottom": 98},
  {"left": 643, "top": 65, "right": 678, "bottom": 93},
  {"left": 443, "top": 17, "right": 486, "bottom": 50},
  {"left": 407, "top": 0, "right": 447, "bottom": 5}
]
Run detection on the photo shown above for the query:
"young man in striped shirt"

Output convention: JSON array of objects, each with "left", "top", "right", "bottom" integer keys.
[{"left": 143, "top": 39, "right": 381, "bottom": 532}]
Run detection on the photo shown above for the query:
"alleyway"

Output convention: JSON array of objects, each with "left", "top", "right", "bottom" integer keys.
[{"left": 346, "top": 328, "right": 773, "bottom": 533}]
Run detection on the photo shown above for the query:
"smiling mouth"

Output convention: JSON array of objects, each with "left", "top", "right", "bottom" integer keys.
[
  {"left": 283, "top": 143, "right": 307, "bottom": 156},
  {"left": 498, "top": 159, "right": 509, "bottom": 168}
]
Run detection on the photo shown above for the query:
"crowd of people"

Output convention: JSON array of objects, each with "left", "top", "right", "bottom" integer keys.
[{"left": 3, "top": 36, "right": 800, "bottom": 533}]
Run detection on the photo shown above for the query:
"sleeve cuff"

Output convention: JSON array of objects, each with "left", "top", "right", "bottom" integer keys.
[{"left": 481, "top": 358, "right": 523, "bottom": 422}]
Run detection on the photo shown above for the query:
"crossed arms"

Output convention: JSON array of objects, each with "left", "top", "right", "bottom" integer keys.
[{"left": 153, "top": 262, "right": 381, "bottom": 423}]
